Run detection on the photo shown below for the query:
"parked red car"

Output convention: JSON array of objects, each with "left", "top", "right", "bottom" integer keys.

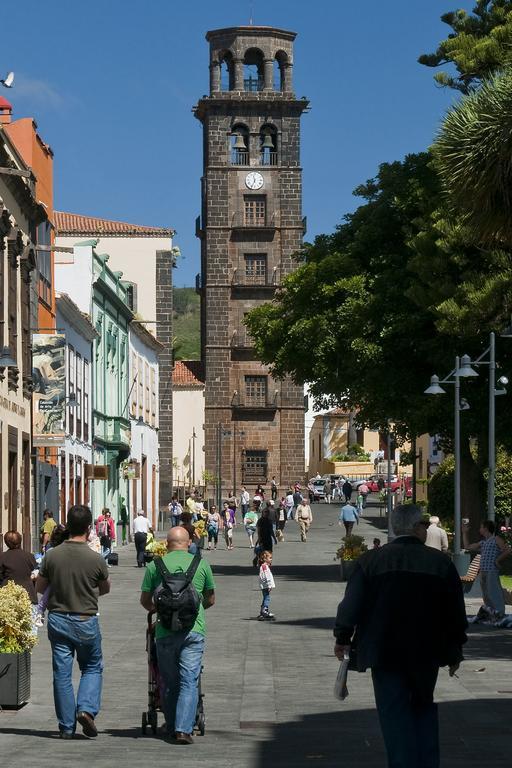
[{"left": 365, "top": 475, "right": 412, "bottom": 496}]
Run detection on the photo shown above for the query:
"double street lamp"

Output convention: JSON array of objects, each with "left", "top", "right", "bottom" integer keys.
[
  {"left": 425, "top": 331, "right": 509, "bottom": 562},
  {"left": 425, "top": 356, "right": 474, "bottom": 561}
]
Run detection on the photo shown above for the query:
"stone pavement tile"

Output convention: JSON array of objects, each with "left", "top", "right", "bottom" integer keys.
[{"left": 1, "top": 503, "right": 511, "bottom": 768}]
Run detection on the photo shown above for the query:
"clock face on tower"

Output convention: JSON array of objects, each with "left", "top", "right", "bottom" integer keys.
[{"left": 245, "top": 171, "right": 264, "bottom": 190}]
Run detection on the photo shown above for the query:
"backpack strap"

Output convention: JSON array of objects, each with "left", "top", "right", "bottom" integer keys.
[
  {"left": 184, "top": 553, "right": 202, "bottom": 581},
  {"left": 155, "top": 556, "right": 174, "bottom": 585},
  {"left": 155, "top": 553, "right": 201, "bottom": 587}
]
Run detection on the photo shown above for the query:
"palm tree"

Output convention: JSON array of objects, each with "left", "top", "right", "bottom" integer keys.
[{"left": 433, "top": 67, "right": 512, "bottom": 245}]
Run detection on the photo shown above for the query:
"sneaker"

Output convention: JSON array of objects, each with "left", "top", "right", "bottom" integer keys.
[
  {"left": 175, "top": 731, "right": 194, "bottom": 744},
  {"left": 77, "top": 711, "right": 98, "bottom": 738},
  {"left": 59, "top": 731, "right": 74, "bottom": 739},
  {"left": 34, "top": 613, "right": 44, "bottom": 628}
]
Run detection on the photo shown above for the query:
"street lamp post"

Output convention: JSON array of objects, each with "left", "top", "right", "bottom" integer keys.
[
  {"left": 386, "top": 428, "right": 393, "bottom": 540},
  {"left": 458, "top": 332, "right": 508, "bottom": 521},
  {"left": 425, "top": 356, "right": 474, "bottom": 567}
]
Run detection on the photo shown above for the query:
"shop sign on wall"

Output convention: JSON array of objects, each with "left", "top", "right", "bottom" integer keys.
[{"left": 32, "top": 334, "right": 66, "bottom": 446}]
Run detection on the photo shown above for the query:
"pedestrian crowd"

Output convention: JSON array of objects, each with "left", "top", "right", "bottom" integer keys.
[{"left": 2, "top": 478, "right": 511, "bottom": 764}]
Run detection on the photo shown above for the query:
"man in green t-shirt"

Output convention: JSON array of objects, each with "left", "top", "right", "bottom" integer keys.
[{"left": 140, "top": 527, "right": 215, "bottom": 744}]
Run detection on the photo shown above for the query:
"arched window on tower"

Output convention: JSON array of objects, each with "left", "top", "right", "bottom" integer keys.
[
  {"left": 220, "top": 51, "right": 234, "bottom": 91},
  {"left": 260, "top": 125, "right": 277, "bottom": 166},
  {"left": 274, "top": 51, "right": 288, "bottom": 91},
  {"left": 243, "top": 48, "right": 264, "bottom": 92},
  {"left": 230, "top": 124, "right": 249, "bottom": 165}
]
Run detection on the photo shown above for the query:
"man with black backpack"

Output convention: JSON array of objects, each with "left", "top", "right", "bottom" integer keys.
[{"left": 140, "top": 527, "right": 215, "bottom": 744}]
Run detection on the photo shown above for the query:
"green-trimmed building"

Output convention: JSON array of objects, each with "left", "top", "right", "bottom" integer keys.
[{"left": 55, "top": 240, "right": 134, "bottom": 523}]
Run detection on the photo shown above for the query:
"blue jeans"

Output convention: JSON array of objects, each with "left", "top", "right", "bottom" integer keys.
[
  {"left": 372, "top": 666, "right": 440, "bottom": 768},
  {"left": 156, "top": 631, "right": 205, "bottom": 734},
  {"left": 47, "top": 613, "right": 103, "bottom": 734},
  {"left": 261, "top": 588, "right": 271, "bottom": 613}
]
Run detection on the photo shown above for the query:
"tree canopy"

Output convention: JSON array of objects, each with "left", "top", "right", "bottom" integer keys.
[
  {"left": 433, "top": 68, "right": 512, "bottom": 246},
  {"left": 418, "top": 0, "right": 512, "bottom": 92},
  {"left": 245, "top": 153, "right": 512, "bottom": 453}
]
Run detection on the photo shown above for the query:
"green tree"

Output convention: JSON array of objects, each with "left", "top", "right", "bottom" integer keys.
[
  {"left": 419, "top": 0, "right": 512, "bottom": 92},
  {"left": 245, "top": 153, "right": 512, "bottom": 529},
  {"left": 433, "top": 68, "right": 512, "bottom": 246}
]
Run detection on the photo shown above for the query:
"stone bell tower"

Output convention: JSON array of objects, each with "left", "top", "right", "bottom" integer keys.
[{"left": 194, "top": 26, "right": 308, "bottom": 497}]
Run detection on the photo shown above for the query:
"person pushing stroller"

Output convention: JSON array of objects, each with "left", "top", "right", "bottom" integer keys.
[{"left": 140, "top": 527, "right": 215, "bottom": 744}]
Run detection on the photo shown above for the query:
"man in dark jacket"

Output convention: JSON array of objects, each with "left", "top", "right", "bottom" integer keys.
[
  {"left": 342, "top": 479, "right": 353, "bottom": 503},
  {"left": 256, "top": 508, "right": 277, "bottom": 552},
  {"left": 333, "top": 504, "right": 467, "bottom": 768}
]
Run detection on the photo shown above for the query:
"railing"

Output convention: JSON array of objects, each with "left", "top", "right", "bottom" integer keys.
[
  {"left": 232, "top": 391, "right": 279, "bottom": 409},
  {"left": 231, "top": 266, "right": 279, "bottom": 287},
  {"left": 231, "top": 150, "right": 249, "bottom": 166},
  {"left": 244, "top": 77, "right": 264, "bottom": 92},
  {"left": 231, "top": 329, "right": 253, "bottom": 349},
  {"left": 93, "top": 412, "right": 131, "bottom": 448},
  {"left": 260, "top": 151, "right": 277, "bottom": 166},
  {"left": 231, "top": 211, "right": 279, "bottom": 228}
]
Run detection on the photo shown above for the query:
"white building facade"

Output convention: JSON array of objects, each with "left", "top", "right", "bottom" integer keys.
[
  {"left": 129, "top": 322, "right": 162, "bottom": 529},
  {"left": 55, "top": 213, "right": 175, "bottom": 514},
  {"left": 172, "top": 361, "right": 205, "bottom": 490},
  {"left": 56, "top": 293, "right": 96, "bottom": 519}
]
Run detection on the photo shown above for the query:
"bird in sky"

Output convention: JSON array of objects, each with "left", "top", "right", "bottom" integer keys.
[{"left": 1, "top": 72, "right": 14, "bottom": 88}]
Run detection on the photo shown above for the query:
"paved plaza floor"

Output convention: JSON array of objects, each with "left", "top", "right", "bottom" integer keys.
[{"left": 1, "top": 502, "right": 511, "bottom": 767}]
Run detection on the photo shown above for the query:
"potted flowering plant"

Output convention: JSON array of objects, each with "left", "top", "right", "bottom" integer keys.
[
  {"left": 150, "top": 541, "right": 168, "bottom": 558},
  {"left": 0, "top": 581, "right": 37, "bottom": 708},
  {"left": 335, "top": 534, "right": 368, "bottom": 581}
]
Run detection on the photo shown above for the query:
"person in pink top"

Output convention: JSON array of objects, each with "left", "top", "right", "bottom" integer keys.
[
  {"left": 95, "top": 508, "right": 115, "bottom": 561},
  {"left": 358, "top": 483, "right": 369, "bottom": 508}
]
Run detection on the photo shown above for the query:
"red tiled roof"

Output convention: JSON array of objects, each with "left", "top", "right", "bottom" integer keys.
[
  {"left": 172, "top": 360, "right": 205, "bottom": 387},
  {"left": 54, "top": 211, "right": 174, "bottom": 237}
]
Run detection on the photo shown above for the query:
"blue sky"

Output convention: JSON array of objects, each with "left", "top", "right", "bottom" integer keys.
[{"left": 3, "top": 0, "right": 473, "bottom": 286}]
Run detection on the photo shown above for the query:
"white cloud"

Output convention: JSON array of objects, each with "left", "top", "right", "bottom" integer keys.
[{"left": 13, "top": 73, "right": 81, "bottom": 112}]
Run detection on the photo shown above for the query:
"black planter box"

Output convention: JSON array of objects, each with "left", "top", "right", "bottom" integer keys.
[
  {"left": 0, "top": 651, "right": 31, "bottom": 708},
  {"left": 339, "top": 560, "right": 357, "bottom": 582}
]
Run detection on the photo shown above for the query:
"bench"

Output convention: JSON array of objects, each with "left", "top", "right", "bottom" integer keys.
[{"left": 461, "top": 554, "right": 480, "bottom": 593}]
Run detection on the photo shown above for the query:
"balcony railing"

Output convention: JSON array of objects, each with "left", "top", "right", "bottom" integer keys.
[
  {"left": 93, "top": 412, "right": 131, "bottom": 449},
  {"left": 231, "top": 150, "right": 249, "bottom": 166},
  {"left": 231, "top": 329, "right": 253, "bottom": 349},
  {"left": 232, "top": 391, "right": 279, "bottom": 411},
  {"left": 231, "top": 266, "right": 279, "bottom": 287},
  {"left": 260, "top": 151, "right": 277, "bottom": 166},
  {"left": 244, "top": 77, "right": 264, "bottom": 92},
  {"left": 231, "top": 211, "right": 279, "bottom": 229}
]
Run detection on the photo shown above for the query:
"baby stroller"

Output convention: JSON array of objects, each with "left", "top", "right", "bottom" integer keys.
[{"left": 141, "top": 611, "right": 206, "bottom": 736}]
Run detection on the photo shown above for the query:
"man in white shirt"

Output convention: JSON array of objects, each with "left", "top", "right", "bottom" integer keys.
[
  {"left": 425, "top": 516, "right": 449, "bottom": 553},
  {"left": 285, "top": 491, "right": 295, "bottom": 521},
  {"left": 132, "top": 509, "right": 150, "bottom": 567},
  {"left": 240, "top": 486, "right": 250, "bottom": 520}
]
